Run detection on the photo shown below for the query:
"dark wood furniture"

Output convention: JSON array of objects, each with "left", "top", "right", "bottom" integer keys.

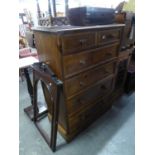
[
  {"left": 33, "top": 24, "right": 125, "bottom": 141},
  {"left": 68, "top": 7, "right": 115, "bottom": 26},
  {"left": 111, "top": 46, "right": 133, "bottom": 101},
  {"left": 33, "top": 62, "right": 63, "bottom": 152},
  {"left": 114, "top": 11, "right": 135, "bottom": 97},
  {"left": 124, "top": 47, "right": 135, "bottom": 93},
  {"left": 115, "top": 11, "right": 135, "bottom": 48}
]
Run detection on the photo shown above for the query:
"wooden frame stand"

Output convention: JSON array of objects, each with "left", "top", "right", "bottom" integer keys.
[
  {"left": 23, "top": 67, "right": 47, "bottom": 120},
  {"left": 32, "top": 62, "right": 63, "bottom": 152}
]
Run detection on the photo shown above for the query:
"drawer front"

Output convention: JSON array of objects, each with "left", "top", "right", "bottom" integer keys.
[
  {"left": 97, "top": 29, "right": 121, "bottom": 45},
  {"left": 63, "top": 43, "right": 119, "bottom": 77},
  {"left": 67, "top": 76, "right": 113, "bottom": 115},
  {"left": 64, "top": 61, "right": 116, "bottom": 98},
  {"left": 68, "top": 98, "right": 110, "bottom": 133},
  {"left": 61, "top": 32, "right": 96, "bottom": 54}
]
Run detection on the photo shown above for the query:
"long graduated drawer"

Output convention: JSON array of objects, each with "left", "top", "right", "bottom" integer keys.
[
  {"left": 64, "top": 61, "right": 116, "bottom": 98},
  {"left": 63, "top": 42, "right": 119, "bottom": 78}
]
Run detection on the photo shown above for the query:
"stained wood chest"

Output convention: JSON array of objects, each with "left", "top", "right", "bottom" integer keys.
[{"left": 33, "top": 24, "right": 125, "bottom": 141}]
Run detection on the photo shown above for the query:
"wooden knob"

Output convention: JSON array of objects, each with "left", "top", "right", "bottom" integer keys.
[
  {"left": 105, "top": 53, "right": 112, "bottom": 57},
  {"left": 100, "top": 85, "right": 106, "bottom": 90},
  {"left": 73, "top": 98, "right": 85, "bottom": 107},
  {"left": 80, "top": 81, "right": 85, "bottom": 86},
  {"left": 102, "top": 35, "right": 106, "bottom": 40},
  {"left": 103, "top": 68, "right": 108, "bottom": 74},
  {"left": 80, "top": 114, "right": 86, "bottom": 121},
  {"left": 78, "top": 99, "right": 85, "bottom": 104},
  {"left": 79, "top": 60, "right": 86, "bottom": 65},
  {"left": 84, "top": 74, "right": 88, "bottom": 78},
  {"left": 79, "top": 39, "right": 87, "bottom": 45}
]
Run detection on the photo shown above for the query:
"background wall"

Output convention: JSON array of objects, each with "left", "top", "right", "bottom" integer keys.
[
  {"left": 123, "top": 0, "right": 135, "bottom": 12},
  {"left": 19, "top": 0, "right": 38, "bottom": 26}
]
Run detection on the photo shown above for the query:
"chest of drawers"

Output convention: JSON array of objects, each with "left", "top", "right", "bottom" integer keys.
[{"left": 33, "top": 24, "right": 124, "bottom": 141}]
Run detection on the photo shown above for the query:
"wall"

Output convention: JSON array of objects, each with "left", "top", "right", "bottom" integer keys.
[
  {"left": 19, "top": 0, "right": 38, "bottom": 26},
  {"left": 123, "top": 0, "right": 135, "bottom": 12}
]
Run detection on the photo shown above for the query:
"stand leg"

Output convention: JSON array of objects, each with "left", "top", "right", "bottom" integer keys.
[
  {"left": 50, "top": 87, "right": 60, "bottom": 152},
  {"left": 23, "top": 68, "right": 33, "bottom": 104},
  {"left": 23, "top": 67, "right": 47, "bottom": 120}
]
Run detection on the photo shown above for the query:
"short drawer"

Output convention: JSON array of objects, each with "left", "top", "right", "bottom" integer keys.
[
  {"left": 64, "top": 61, "right": 116, "bottom": 98},
  {"left": 63, "top": 43, "right": 119, "bottom": 77},
  {"left": 97, "top": 29, "right": 121, "bottom": 45},
  {"left": 61, "top": 32, "right": 96, "bottom": 54},
  {"left": 67, "top": 76, "right": 113, "bottom": 115}
]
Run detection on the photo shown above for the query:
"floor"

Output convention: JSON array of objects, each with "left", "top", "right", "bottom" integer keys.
[{"left": 19, "top": 78, "right": 135, "bottom": 155}]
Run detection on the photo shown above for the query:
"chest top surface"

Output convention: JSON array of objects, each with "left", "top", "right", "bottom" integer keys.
[{"left": 32, "top": 24, "right": 125, "bottom": 34}]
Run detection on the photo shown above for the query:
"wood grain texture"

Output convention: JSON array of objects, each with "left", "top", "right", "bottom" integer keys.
[
  {"left": 66, "top": 75, "right": 114, "bottom": 116},
  {"left": 63, "top": 42, "right": 119, "bottom": 78},
  {"left": 64, "top": 61, "right": 116, "bottom": 98},
  {"left": 34, "top": 32, "right": 63, "bottom": 79},
  {"left": 97, "top": 28, "right": 121, "bottom": 45},
  {"left": 61, "top": 32, "right": 96, "bottom": 54}
]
